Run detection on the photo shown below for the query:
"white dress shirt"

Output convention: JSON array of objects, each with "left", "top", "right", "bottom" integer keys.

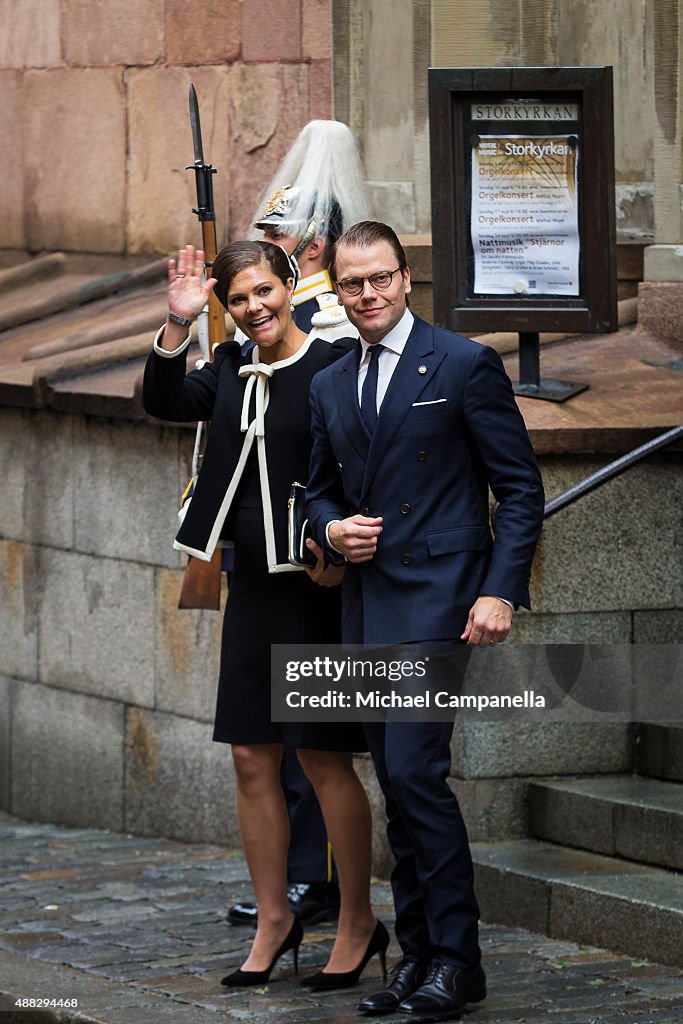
[{"left": 356, "top": 308, "right": 414, "bottom": 410}]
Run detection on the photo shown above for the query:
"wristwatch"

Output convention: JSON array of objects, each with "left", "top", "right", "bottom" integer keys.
[{"left": 168, "top": 311, "right": 194, "bottom": 327}]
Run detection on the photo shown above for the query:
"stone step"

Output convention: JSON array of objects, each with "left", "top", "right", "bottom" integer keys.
[
  {"left": 527, "top": 775, "right": 683, "bottom": 871},
  {"left": 637, "top": 722, "right": 683, "bottom": 782},
  {"left": 472, "top": 839, "right": 683, "bottom": 967}
]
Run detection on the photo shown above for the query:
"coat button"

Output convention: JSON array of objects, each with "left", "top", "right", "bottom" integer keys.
[
  {"left": 360, "top": 506, "right": 370, "bottom": 516},
  {"left": 400, "top": 503, "right": 411, "bottom": 514},
  {"left": 401, "top": 553, "right": 412, "bottom": 565},
  {"left": 417, "top": 451, "right": 427, "bottom": 462}
]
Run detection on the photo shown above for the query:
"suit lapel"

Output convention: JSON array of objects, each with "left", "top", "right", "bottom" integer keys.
[
  {"left": 361, "top": 316, "right": 447, "bottom": 499},
  {"left": 332, "top": 341, "right": 371, "bottom": 462}
]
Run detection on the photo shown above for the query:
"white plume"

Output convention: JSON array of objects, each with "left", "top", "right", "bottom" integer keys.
[{"left": 251, "top": 120, "right": 369, "bottom": 239}]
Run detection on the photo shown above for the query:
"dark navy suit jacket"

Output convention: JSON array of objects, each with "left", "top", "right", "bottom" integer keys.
[{"left": 306, "top": 315, "right": 545, "bottom": 644}]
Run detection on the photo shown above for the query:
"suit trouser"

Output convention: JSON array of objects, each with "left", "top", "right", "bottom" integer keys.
[{"left": 363, "top": 719, "right": 481, "bottom": 967}]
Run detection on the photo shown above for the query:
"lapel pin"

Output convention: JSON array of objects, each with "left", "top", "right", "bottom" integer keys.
[{"left": 418, "top": 365, "right": 428, "bottom": 374}]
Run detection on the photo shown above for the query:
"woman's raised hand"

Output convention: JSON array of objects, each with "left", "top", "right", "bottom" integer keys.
[{"left": 168, "top": 244, "right": 217, "bottom": 322}]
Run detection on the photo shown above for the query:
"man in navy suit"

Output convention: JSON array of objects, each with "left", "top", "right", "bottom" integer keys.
[{"left": 306, "top": 221, "right": 545, "bottom": 1018}]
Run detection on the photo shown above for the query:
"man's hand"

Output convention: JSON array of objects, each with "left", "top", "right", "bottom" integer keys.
[
  {"left": 303, "top": 539, "right": 345, "bottom": 587},
  {"left": 461, "top": 596, "right": 512, "bottom": 647},
  {"left": 328, "top": 515, "right": 383, "bottom": 564}
]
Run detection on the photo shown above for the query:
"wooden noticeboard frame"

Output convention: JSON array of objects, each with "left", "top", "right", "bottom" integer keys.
[{"left": 428, "top": 67, "right": 618, "bottom": 400}]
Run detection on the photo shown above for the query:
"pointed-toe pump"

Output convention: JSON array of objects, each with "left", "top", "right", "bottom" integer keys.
[
  {"left": 221, "top": 915, "right": 303, "bottom": 987},
  {"left": 300, "top": 920, "right": 389, "bottom": 992}
]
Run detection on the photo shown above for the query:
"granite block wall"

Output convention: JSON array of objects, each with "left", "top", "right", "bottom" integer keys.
[
  {"left": 0, "top": 407, "right": 680, "bottom": 853},
  {"left": 0, "top": 0, "right": 335, "bottom": 254}
]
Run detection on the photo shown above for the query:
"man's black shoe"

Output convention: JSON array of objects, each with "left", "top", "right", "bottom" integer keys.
[
  {"left": 286, "top": 881, "right": 340, "bottom": 925},
  {"left": 227, "top": 881, "right": 340, "bottom": 928},
  {"left": 398, "top": 961, "right": 486, "bottom": 1019},
  {"left": 358, "top": 956, "right": 427, "bottom": 1015}
]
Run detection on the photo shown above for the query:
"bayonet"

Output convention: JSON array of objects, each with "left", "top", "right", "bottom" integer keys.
[
  {"left": 187, "top": 84, "right": 216, "bottom": 222},
  {"left": 189, "top": 84, "right": 204, "bottom": 165},
  {"left": 185, "top": 82, "right": 224, "bottom": 346}
]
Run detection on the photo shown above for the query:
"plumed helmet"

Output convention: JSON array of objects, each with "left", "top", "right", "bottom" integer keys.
[{"left": 252, "top": 121, "right": 368, "bottom": 256}]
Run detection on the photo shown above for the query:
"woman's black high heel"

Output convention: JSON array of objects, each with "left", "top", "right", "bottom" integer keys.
[
  {"left": 300, "top": 920, "right": 389, "bottom": 992},
  {"left": 221, "top": 915, "right": 303, "bottom": 987}
]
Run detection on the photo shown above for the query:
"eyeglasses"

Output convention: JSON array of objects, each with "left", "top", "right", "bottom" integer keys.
[{"left": 335, "top": 267, "right": 403, "bottom": 296}]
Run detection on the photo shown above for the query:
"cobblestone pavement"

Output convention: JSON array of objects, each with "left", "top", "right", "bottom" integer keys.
[{"left": 0, "top": 813, "right": 681, "bottom": 1024}]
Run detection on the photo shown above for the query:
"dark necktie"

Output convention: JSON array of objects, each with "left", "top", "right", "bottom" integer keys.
[{"left": 360, "top": 344, "right": 384, "bottom": 434}]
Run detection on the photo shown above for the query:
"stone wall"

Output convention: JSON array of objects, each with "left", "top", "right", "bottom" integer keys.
[
  {"left": 451, "top": 450, "right": 682, "bottom": 856},
  {"left": 0, "top": 0, "right": 334, "bottom": 254},
  {"left": 1, "top": 405, "right": 680, "bottom": 866},
  {"left": 333, "top": 0, "right": 656, "bottom": 236},
  {"left": 0, "top": 406, "right": 235, "bottom": 843},
  {"left": 1, "top": 0, "right": 664, "bottom": 256}
]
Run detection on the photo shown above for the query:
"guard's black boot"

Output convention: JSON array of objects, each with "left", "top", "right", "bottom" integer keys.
[{"left": 227, "top": 881, "right": 340, "bottom": 927}]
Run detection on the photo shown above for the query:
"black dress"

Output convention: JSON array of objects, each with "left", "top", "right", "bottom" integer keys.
[
  {"left": 212, "top": 446, "right": 351, "bottom": 746},
  {"left": 142, "top": 332, "right": 365, "bottom": 751},
  {"left": 213, "top": 341, "right": 366, "bottom": 750},
  {"left": 160, "top": 333, "right": 368, "bottom": 753}
]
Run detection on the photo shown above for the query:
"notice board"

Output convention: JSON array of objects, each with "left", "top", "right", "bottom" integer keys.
[{"left": 429, "top": 67, "right": 617, "bottom": 337}]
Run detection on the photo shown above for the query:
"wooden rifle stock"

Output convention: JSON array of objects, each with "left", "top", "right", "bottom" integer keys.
[
  {"left": 178, "top": 94, "right": 226, "bottom": 611},
  {"left": 177, "top": 548, "right": 223, "bottom": 610}
]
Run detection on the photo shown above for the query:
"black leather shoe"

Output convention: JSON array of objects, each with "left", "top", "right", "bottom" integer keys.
[
  {"left": 398, "top": 961, "right": 486, "bottom": 1019},
  {"left": 227, "top": 881, "right": 340, "bottom": 928},
  {"left": 227, "top": 900, "right": 258, "bottom": 926},
  {"left": 286, "top": 881, "right": 340, "bottom": 925},
  {"left": 358, "top": 956, "right": 428, "bottom": 1015}
]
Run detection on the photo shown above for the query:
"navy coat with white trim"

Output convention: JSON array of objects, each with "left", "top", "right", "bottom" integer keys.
[
  {"left": 305, "top": 315, "right": 545, "bottom": 644},
  {"left": 143, "top": 334, "right": 354, "bottom": 570}
]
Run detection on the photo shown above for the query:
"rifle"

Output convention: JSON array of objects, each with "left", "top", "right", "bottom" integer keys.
[{"left": 177, "top": 84, "right": 226, "bottom": 610}]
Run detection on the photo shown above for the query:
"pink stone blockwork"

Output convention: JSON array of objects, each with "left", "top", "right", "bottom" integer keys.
[
  {"left": 23, "top": 69, "right": 126, "bottom": 253},
  {"left": 128, "top": 67, "right": 232, "bottom": 255},
  {"left": 241, "top": 0, "right": 302, "bottom": 62},
  {"left": 165, "top": 0, "right": 241, "bottom": 64},
  {"left": 62, "top": 0, "right": 165, "bottom": 66},
  {"left": 637, "top": 282, "right": 683, "bottom": 352},
  {"left": 307, "top": 59, "right": 333, "bottom": 120},
  {"left": 227, "top": 62, "right": 310, "bottom": 237},
  {"left": 302, "top": 0, "right": 332, "bottom": 60},
  {"left": 0, "top": 0, "right": 61, "bottom": 69},
  {"left": 0, "top": 71, "right": 25, "bottom": 248}
]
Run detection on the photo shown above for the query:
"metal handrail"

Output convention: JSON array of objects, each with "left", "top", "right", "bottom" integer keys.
[
  {"left": 543, "top": 425, "right": 683, "bottom": 519},
  {"left": 491, "top": 425, "right": 682, "bottom": 527}
]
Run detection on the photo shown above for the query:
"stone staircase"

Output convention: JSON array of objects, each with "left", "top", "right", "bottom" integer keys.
[{"left": 471, "top": 723, "right": 683, "bottom": 967}]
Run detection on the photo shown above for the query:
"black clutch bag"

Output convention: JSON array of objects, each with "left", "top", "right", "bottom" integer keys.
[{"left": 288, "top": 482, "right": 317, "bottom": 567}]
